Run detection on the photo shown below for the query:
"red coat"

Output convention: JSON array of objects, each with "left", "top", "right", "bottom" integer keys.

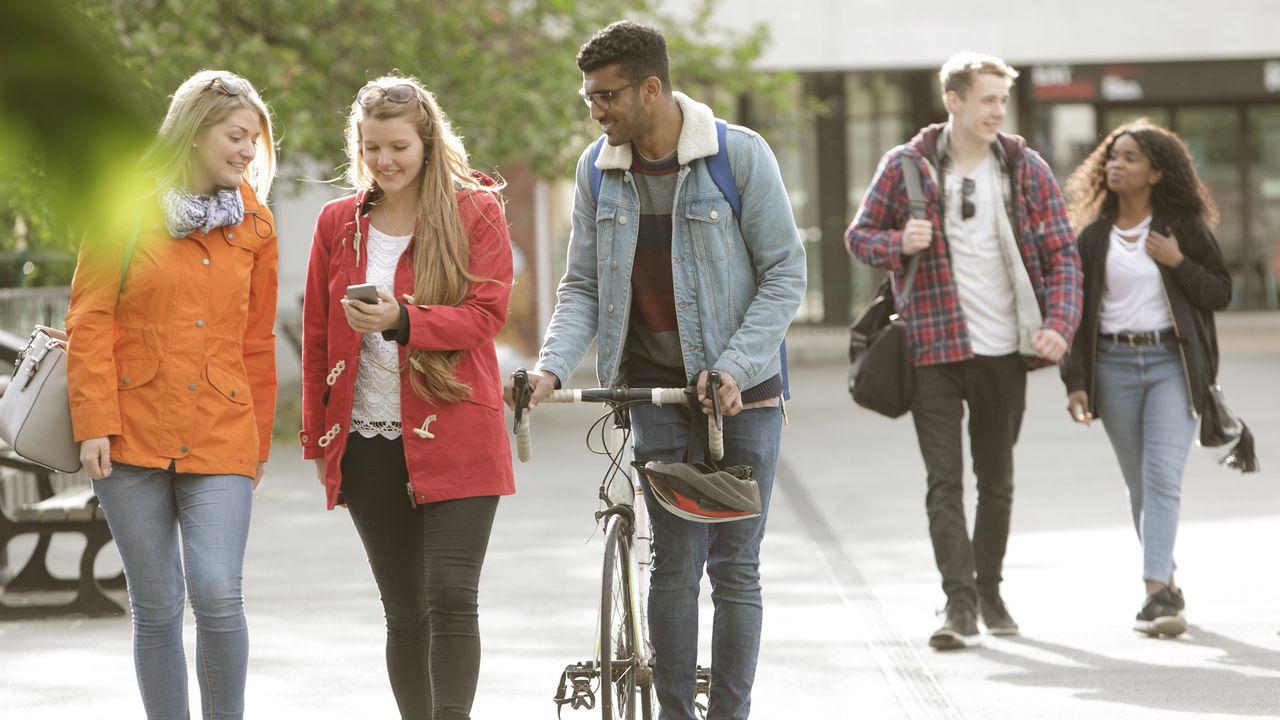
[{"left": 300, "top": 183, "right": 514, "bottom": 509}]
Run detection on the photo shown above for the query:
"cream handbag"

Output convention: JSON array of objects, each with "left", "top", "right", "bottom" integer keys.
[
  {"left": 0, "top": 327, "right": 80, "bottom": 472},
  {"left": 0, "top": 218, "right": 141, "bottom": 473}
]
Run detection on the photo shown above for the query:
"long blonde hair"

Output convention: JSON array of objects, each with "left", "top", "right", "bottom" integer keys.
[
  {"left": 146, "top": 70, "right": 277, "bottom": 200},
  {"left": 345, "top": 75, "right": 502, "bottom": 404}
]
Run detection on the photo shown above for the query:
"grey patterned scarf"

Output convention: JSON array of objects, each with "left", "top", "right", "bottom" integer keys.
[{"left": 160, "top": 186, "right": 245, "bottom": 238}]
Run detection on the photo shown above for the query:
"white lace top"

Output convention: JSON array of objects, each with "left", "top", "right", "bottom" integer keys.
[{"left": 351, "top": 224, "right": 413, "bottom": 439}]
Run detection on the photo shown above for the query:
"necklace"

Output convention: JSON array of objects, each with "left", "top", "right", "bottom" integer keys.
[
  {"left": 380, "top": 203, "right": 410, "bottom": 236},
  {"left": 1112, "top": 215, "right": 1151, "bottom": 253}
]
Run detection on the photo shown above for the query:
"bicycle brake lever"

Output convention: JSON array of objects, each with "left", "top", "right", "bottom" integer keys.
[
  {"left": 511, "top": 367, "right": 530, "bottom": 433},
  {"left": 706, "top": 370, "right": 723, "bottom": 430}
]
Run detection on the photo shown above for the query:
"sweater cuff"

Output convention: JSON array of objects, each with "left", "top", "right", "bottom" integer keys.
[{"left": 380, "top": 304, "right": 410, "bottom": 345}]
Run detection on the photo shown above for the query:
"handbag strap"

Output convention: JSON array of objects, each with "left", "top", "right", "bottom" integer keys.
[{"left": 897, "top": 156, "right": 926, "bottom": 305}]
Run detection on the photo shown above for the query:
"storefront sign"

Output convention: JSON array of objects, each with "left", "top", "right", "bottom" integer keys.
[{"left": 1034, "top": 58, "right": 1280, "bottom": 104}]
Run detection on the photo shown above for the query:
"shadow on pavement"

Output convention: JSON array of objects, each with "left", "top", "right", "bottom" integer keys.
[{"left": 974, "top": 634, "right": 1280, "bottom": 716}]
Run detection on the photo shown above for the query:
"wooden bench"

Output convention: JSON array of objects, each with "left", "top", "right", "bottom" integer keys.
[{"left": 0, "top": 451, "right": 126, "bottom": 619}]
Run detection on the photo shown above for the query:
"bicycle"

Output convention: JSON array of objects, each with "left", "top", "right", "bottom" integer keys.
[{"left": 510, "top": 368, "right": 724, "bottom": 720}]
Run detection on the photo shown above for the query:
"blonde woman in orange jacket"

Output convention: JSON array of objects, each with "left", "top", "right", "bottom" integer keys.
[{"left": 64, "top": 70, "right": 277, "bottom": 720}]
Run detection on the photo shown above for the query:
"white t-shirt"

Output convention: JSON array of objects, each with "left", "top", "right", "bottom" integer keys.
[
  {"left": 945, "top": 154, "right": 1019, "bottom": 356},
  {"left": 351, "top": 224, "right": 413, "bottom": 439},
  {"left": 1099, "top": 215, "right": 1175, "bottom": 333}
]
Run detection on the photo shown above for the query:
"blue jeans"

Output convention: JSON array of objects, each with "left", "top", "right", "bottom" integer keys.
[
  {"left": 1095, "top": 341, "right": 1197, "bottom": 585},
  {"left": 631, "top": 403, "right": 782, "bottom": 720},
  {"left": 93, "top": 463, "right": 254, "bottom": 720}
]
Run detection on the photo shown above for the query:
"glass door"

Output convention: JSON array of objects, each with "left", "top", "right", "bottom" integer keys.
[
  {"left": 1248, "top": 105, "right": 1280, "bottom": 309},
  {"left": 1176, "top": 106, "right": 1248, "bottom": 307}
]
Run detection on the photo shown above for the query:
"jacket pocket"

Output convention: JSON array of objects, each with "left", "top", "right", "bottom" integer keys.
[
  {"left": 117, "top": 355, "right": 160, "bottom": 390},
  {"left": 206, "top": 363, "right": 251, "bottom": 405},
  {"left": 595, "top": 204, "right": 618, "bottom": 264},
  {"left": 684, "top": 198, "right": 732, "bottom": 262}
]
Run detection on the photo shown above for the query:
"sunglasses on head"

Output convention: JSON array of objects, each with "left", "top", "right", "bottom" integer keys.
[
  {"left": 206, "top": 76, "right": 249, "bottom": 96},
  {"left": 357, "top": 83, "right": 418, "bottom": 106},
  {"left": 961, "top": 177, "right": 976, "bottom": 220}
]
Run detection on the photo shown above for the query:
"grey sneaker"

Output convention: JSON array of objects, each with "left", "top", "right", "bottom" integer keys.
[
  {"left": 1134, "top": 587, "right": 1186, "bottom": 637},
  {"left": 929, "top": 602, "right": 982, "bottom": 650},
  {"left": 979, "top": 593, "right": 1020, "bottom": 636}
]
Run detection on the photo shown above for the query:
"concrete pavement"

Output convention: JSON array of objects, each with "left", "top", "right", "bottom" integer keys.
[{"left": 1, "top": 314, "right": 1278, "bottom": 718}]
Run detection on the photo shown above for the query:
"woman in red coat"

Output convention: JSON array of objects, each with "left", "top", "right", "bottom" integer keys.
[{"left": 300, "top": 75, "right": 514, "bottom": 719}]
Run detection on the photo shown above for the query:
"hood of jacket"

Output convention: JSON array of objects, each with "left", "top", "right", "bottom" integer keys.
[{"left": 909, "top": 122, "right": 1027, "bottom": 171}]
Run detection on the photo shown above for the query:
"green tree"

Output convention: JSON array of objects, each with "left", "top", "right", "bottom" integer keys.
[{"left": 0, "top": 0, "right": 782, "bottom": 286}]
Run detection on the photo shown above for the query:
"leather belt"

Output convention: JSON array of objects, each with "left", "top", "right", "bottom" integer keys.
[{"left": 1099, "top": 328, "right": 1179, "bottom": 347}]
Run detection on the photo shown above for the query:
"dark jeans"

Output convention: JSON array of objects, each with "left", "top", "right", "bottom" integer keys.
[
  {"left": 341, "top": 434, "right": 499, "bottom": 720},
  {"left": 911, "top": 353, "right": 1026, "bottom": 610}
]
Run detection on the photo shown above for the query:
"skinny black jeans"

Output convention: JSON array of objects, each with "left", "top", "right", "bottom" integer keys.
[
  {"left": 341, "top": 433, "right": 499, "bottom": 720},
  {"left": 910, "top": 353, "right": 1026, "bottom": 610}
]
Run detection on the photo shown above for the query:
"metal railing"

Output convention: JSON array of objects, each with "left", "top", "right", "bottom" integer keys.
[{"left": 0, "top": 287, "right": 71, "bottom": 336}]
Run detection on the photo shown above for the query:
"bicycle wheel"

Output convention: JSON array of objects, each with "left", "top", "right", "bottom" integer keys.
[{"left": 599, "top": 513, "right": 638, "bottom": 720}]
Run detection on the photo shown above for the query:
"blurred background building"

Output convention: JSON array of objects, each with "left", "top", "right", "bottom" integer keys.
[{"left": 707, "top": 0, "right": 1280, "bottom": 325}]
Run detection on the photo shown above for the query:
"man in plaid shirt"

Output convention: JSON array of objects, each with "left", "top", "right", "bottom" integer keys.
[{"left": 845, "top": 52, "right": 1082, "bottom": 650}]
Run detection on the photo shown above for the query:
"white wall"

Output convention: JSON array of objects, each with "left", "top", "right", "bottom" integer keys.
[{"left": 704, "top": 0, "right": 1280, "bottom": 70}]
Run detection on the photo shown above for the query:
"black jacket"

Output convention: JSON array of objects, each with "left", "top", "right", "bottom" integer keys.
[{"left": 1062, "top": 212, "right": 1231, "bottom": 416}]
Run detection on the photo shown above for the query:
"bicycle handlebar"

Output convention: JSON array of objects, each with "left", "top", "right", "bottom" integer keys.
[{"left": 510, "top": 368, "right": 723, "bottom": 463}]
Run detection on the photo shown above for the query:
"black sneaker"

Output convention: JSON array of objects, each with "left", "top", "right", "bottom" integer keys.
[
  {"left": 929, "top": 602, "right": 982, "bottom": 650},
  {"left": 979, "top": 593, "right": 1020, "bottom": 636},
  {"left": 1133, "top": 587, "right": 1186, "bottom": 637}
]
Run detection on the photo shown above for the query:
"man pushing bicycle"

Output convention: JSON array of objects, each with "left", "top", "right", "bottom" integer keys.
[{"left": 505, "top": 21, "right": 806, "bottom": 720}]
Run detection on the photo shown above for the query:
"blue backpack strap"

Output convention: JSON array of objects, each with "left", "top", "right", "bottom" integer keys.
[
  {"left": 709, "top": 118, "right": 789, "bottom": 399},
  {"left": 706, "top": 119, "right": 741, "bottom": 220},
  {"left": 588, "top": 134, "right": 607, "bottom": 204}
]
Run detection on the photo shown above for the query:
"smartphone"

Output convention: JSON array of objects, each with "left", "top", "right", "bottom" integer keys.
[{"left": 345, "top": 283, "right": 380, "bottom": 304}]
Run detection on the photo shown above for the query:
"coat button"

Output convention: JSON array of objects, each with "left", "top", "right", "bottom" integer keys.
[
  {"left": 227, "top": 232, "right": 234, "bottom": 240},
  {"left": 188, "top": 383, "right": 196, "bottom": 392},
  {"left": 618, "top": 216, "right": 628, "bottom": 225},
  {"left": 196, "top": 320, "right": 205, "bottom": 328},
  {"left": 202, "top": 258, "right": 210, "bottom": 266},
  {"left": 122, "top": 377, "right": 130, "bottom": 386},
  {"left": 301, "top": 434, "right": 309, "bottom": 444},
  {"left": 230, "top": 390, "right": 237, "bottom": 398},
  {"left": 611, "top": 260, "right": 618, "bottom": 270},
  {"left": 710, "top": 209, "right": 719, "bottom": 220},
  {"left": 180, "top": 445, "right": 189, "bottom": 453},
  {"left": 608, "top": 303, "right": 615, "bottom": 313}
]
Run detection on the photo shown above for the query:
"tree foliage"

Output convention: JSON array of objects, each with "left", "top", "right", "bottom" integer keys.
[{"left": 0, "top": 0, "right": 781, "bottom": 285}]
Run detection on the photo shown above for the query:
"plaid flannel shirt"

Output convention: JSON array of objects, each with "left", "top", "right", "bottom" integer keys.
[{"left": 844, "top": 124, "right": 1082, "bottom": 368}]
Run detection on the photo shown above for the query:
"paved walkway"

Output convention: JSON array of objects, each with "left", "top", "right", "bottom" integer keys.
[{"left": 2, "top": 314, "right": 1278, "bottom": 718}]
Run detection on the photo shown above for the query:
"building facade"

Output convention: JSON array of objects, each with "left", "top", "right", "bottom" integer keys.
[{"left": 707, "top": 0, "right": 1280, "bottom": 323}]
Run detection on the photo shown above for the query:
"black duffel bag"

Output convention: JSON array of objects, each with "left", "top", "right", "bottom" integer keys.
[
  {"left": 847, "top": 155, "right": 926, "bottom": 418},
  {"left": 848, "top": 256, "right": 919, "bottom": 418}
]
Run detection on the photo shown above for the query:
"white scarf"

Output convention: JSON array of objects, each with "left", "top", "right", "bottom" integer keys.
[{"left": 160, "top": 186, "right": 244, "bottom": 238}]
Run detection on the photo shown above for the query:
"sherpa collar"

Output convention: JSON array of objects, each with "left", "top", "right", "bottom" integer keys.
[{"left": 594, "top": 91, "right": 719, "bottom": 170}]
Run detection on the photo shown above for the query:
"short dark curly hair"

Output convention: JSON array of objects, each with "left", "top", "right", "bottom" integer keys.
[{"left": 576, "top": 20, "right": 671, "bottom": 93}]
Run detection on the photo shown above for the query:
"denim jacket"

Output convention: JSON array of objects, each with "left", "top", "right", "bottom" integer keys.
[{"left": 536, "top": 92, "right": 806, "bottom": 391}]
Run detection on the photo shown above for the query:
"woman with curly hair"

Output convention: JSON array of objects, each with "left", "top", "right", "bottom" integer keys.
[{"left": 1062, "top": 119, "right": 1230, "bottom": 637}]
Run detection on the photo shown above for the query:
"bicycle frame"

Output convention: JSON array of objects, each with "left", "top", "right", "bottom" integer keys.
[{"left": 511, "top": 369, "right": 723, "bottom": 720}]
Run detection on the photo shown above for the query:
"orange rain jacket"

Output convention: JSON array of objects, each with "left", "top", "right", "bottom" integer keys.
[{"left": 65, "top": 181, "right": 278, "bottom": 477}]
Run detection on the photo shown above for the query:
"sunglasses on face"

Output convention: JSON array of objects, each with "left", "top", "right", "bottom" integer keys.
[
  {"left": 961, "top": 177, "right": 976, "bottom": 221},
  {"left": 357, "top": 83, "right": 418, "bottom": 106},
  {"left": 578, "top": 83, "right": 634, "bottom": 109}
]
